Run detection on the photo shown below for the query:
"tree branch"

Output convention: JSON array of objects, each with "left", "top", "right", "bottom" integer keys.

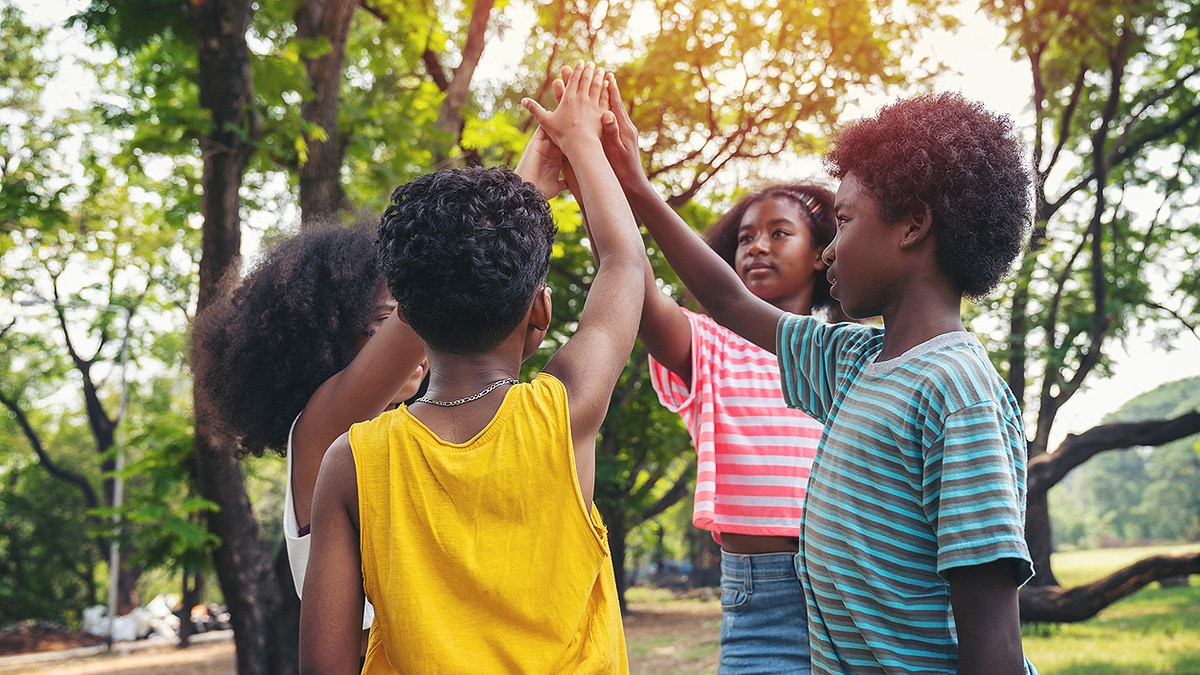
[
  {"left": 0, "top": 387, "right": 102, "bottom": 512},
  {"left": 637, "top": 457, "right": 696, "bottom": 523},
  {"left": 1029, "top": 411, "right": 1200, "bottom": 494},
  {"left": 1020, "top": 551, "right": 1200, "bottom": 622}
]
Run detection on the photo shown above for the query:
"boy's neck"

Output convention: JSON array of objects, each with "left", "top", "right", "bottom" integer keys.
[
  {"left": 408, "top": 345, "right": 526, "bottom": 445},
  {"left": 421, "top": 349, "right": 523, "bottom": 401},
  {"left": 878, "top": 290, "right": 965, "bottom": 361}
]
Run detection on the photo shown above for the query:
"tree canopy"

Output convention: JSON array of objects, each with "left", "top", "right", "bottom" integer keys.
[{"left": 4, "top": 0, "right": 1200, "bottom": 668}]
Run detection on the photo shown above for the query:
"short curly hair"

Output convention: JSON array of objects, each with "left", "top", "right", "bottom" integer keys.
[
  {"left": 192, "top": 224, "right": 383, "bottom": 458},
  {"left": 703, "top": 182, "right": 839, "bottom": 315},
  {"left": 824, "top": 92, "right": 1032, "bottom": 298},
  {"left": 377, "top": 167, "right": 556, "bottom": 354}
]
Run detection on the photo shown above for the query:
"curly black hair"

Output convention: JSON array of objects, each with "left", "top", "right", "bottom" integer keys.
[
  {"left": 377, "top": 167, "right": 556, "bottom": 355},
  {"left": 823, "top": 92, "right": 1032, "bottom": 299},
  {"left": 703, "top": 182, "right": 839, "bottom": 315},
  {"left": 192, "top": 224, "right": 384, "bottom": 458}
]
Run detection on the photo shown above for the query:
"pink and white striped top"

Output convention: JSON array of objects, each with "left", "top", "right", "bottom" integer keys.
[{"left": 649, "top": 309, "right": 821, "bottom": 539}]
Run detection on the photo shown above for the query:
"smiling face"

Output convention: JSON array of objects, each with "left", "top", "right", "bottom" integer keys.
[
  {"left": 826, "top": 172, "right": 903, "bottom": 320},
  {"left": 734, "top": 196, "right": 826, "bottom": 314}
]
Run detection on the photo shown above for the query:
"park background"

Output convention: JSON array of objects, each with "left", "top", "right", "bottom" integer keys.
[{"left": 2, "top": 0, "right": 1199, "bottom": 672}]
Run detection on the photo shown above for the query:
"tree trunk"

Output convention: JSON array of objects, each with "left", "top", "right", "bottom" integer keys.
[
  {"left": 177, "top": 569, "right": 204, "bottom": 647},
  {"left": 1023, "top": 490, "right": 1058, "bottom": 588},
  {"left": 273, "top": 542, "right": 301, "bottom": 662},
  {"left": 295, "top": 0, "right": 358, "bottom": 228},
  {"left": 1020, "top": 551, "right": 1200, "bottom": 622},
  {"left": 190, "top": 435, "right": 294, "bottom": 673},
  {"left": 189, "top": 0, "right": 295, "bottom": 672}
]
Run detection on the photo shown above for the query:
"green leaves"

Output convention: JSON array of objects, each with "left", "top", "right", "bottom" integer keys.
[{"left": 94, "top": 416, "right": 221, "bottom": 574}]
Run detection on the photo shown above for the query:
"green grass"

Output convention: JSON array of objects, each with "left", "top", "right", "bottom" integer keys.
[
  {"left": 624, "top": 544, "right": 1200, "bottom": 673},
  {"left": 1049, "top": 543, "right": 1200, "bottom": 588},
  {"left": 1023, "top": 544, "right": 1200, "bottom": 674}
]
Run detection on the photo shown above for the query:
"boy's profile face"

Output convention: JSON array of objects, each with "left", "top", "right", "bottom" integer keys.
[{"left": 827, "top": 172, "right": 899, "bottom": 320}]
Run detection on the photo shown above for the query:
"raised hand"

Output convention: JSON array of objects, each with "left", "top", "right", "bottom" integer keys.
[
  {"left": 514, "top": 125, "right": 567, "bottom": 198},
  {"left": 521, "top": 61, "right": 613, "bottom": 155},
  {"left": 599, "top": 76, "right": 650, "bottom": 193}
]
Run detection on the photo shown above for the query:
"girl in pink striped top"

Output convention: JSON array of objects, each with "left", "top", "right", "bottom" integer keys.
[{"left": 604, "top": 92, "right": 841, "bottom": 673}]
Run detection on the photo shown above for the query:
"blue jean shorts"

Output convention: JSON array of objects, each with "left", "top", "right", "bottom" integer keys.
[{"left": 718, "top": 550, "right": 811, "bottom": 674}]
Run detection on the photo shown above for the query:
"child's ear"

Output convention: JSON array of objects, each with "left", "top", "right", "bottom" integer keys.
[
  {"left": 529, "top": 285, "right": 552, "bottom": 332},
  {"left": 898, "top": 201, "right": 934, "bottom": 250},
  {"left": 522, "top": 286, "right": 552, "bottom": 359}
]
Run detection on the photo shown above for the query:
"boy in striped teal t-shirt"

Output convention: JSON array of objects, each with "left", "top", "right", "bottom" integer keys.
[{"left": 609, "top": 90, "right": 1037, "bottom": 673}]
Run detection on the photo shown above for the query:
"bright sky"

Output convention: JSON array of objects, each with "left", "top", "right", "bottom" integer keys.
[{"left": 19, "top": 0, "right": 1200, "bottom": 442}]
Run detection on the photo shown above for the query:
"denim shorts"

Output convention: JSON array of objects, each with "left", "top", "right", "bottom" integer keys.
[{"left": 718, "top": 550, "right": 811, "bottom": 674}]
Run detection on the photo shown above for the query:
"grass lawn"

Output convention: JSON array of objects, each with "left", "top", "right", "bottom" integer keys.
[
  {"left": 1023, "top": 544, "right": 1200, "bottom": 674},
  {"left": 623, "top": 544, "right": 1200, "bottom": 674}
]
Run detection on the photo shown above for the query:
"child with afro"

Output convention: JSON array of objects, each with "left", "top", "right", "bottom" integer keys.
[
  {"left": 299, "top": 62, "right": 641, "bottom": 673},
  {"left": 603, "top": 87, "right": 1039, "bottom": 673}
]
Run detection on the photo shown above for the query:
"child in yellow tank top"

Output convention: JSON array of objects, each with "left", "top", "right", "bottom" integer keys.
[{"left": 300, "top": 62, "right": 644, "bottom": 674}]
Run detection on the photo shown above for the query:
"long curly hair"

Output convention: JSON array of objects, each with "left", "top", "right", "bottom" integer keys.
[
  {"left": 192, "top": 224, "right": 384, "bottom": 458},
  {"left": 824, "top": 92, "right": 1032, "bottom": 298},
  {"left": 702, "top": 182, "right": 839, "bottom": 317}
]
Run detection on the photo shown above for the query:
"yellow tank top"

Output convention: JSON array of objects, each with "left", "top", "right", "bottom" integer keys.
[{"left": 350, "top": 373, "right": 628, "bottom": 674}]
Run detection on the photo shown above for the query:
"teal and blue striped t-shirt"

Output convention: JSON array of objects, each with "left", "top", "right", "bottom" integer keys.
[{"left": 778, "top": 314, "right": 1037, "bottom": 674}]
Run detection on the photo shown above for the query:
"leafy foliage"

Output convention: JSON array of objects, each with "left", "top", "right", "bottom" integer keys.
[
  {"left": 0, "top": 5, "right": 72, "bottom": 250},
  {"left": 0, "top": 451, "right": 99, "bottom": 626},
  {"left": 1, "top": 0, "right": 201, "bottom": 625},
  {"left": 1050, "top": 377, "right": 1200, "bottom": 549},
  {"left": 91, "top": 414, "right": 220, "bottom": 582}
]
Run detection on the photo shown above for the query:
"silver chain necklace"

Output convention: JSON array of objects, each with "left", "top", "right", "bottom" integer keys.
[{"left": 414, "top": 378, "right": 519, "bottom": 407}]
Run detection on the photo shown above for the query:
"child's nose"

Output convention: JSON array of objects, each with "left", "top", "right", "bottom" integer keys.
[{"left": 821, "top": 241, "right": 836, "bottom": 265}]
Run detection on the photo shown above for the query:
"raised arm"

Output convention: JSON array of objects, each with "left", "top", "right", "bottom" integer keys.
[
  {"left": 600, "top": 78, "right": 782, "bottom": 353},
  {"left": 521, "top": 63, "right": 645, "bottom": 504},
  {"left": 552, "top": 73, "right": 693, "bottom": 381},
  {"left": 290, "top": 308, "right": 425, "bottom": 532},
  {"left": 514, "top": 125, "right": 568, "bottom": 199}
]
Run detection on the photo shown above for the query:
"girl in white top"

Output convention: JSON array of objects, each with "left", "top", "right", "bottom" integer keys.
[{"left": 193, "top": 224, "right": 428, "bottom": 638}]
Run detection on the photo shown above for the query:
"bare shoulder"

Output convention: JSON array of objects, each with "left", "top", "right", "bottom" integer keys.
[{"left": 314, "top": 433, "right": 359, "bottom": 513}]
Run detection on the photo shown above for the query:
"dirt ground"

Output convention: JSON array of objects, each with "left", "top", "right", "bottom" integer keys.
[
  {"left": 0, "top": 601, "right": 722, "bottom": 674},
  {"left": 0, "top": 621, "right": 106, "bottom": 656}
]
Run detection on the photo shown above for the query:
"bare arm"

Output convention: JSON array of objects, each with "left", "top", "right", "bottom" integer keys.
[
  {"left": 639, "top": 262, "right": 694, "bottom": 380},
  {"left": 291, "top": 310, "right": 424, "bottom": 532},
  {"left": 514, "top": 125, "right": 568, "bottom": 199},
  {"left": 553, "top": 70, "right": 693, "bottom": 382},
  {"left": 600, "top": 78, "right": 782, "bottom": 353},
  {"left": 522, "top": 63, "right": 645, "bottom": 506},
  {"left": 299, "top": 435, "right": 366, "bottom": 674},
  {"left": 947, "top": 560, "right": 1027, "bottom": 674}
]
